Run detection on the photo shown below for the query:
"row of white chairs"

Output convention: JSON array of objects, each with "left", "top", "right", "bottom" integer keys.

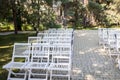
[
  {"left": 98, "top": 28, "right": 120, "bottom": 69},
  {"left": 3, "top": 28, "right": 74, "bottom": 80}
]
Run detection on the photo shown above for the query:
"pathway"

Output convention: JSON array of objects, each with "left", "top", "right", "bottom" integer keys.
[{"left": 72, "top": 30, "right": 120, "bottom": 80}]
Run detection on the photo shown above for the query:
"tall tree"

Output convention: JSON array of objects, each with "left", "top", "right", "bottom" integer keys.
[
  {"left": 87, "top": 1, "right": 104, "bottom": 26},
  {"left": 73, "top": 0, "right": 87, "bottom": 27},
  {"left": 10, "top": 0, "right": 18, "bottom": 34},
  {"left": 9, "top": 0, "right": 23, "bottom": 34}
]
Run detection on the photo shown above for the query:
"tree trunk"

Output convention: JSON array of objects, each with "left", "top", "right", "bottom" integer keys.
[
  {"left": 73, "top": 0, "right": 79, "bottom": 27},
  {"left": 36, "top": 0, "right": 40, "bottom": 35},
  {"left": 83, "top": 13, "right": 88, "bottom": 27},
  {"left": 11, "top": 0, "right": 18, "bottom": 34},
  {"left": 74, "top": 7, "right": 78, "bottom": 27},
  {"left": 36, "top": 17, "right": 40, "bottom": 35},
  {"left": 17, "top": 1, "right": 22, "bottom": 31},
  {"left": 11, "top": 0, "right": 22, "bottom": 34}
]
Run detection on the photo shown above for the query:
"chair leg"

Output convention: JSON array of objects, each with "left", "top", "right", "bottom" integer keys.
[
  {"left": 24, "top": 70, "right": 27, "bottom": 80},
  {"left": 28, "top": 69, "right": 31, "bottom": 80},
  {"left": 7, "top": 69, "right": 12, "bottom": 80},
  {"left": 50, "top": 70, "right": 52, "bottom": 80},
  {"left": 7, "top": 69, "right": 27, "bottom": 80},
  {"left": 68, "top": 70, "right": 71, "bottom": 80},
  {"left": 46, "top": 70, "right": 48, "bottom": 80},
  {"left": 68, "top": 76, "right": 71, "bottom": 80}
]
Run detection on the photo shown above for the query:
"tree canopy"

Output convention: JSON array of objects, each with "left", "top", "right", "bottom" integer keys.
[{"left": 0, "top": 0, "right": 120, "bottom": 33}]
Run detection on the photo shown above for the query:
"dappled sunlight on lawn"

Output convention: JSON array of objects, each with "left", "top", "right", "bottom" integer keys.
[
  {"left": 0, "top": 45, "right": 13, "bottom": 62},
  {"left": 0, "top": 56, "right": 11, "bottom": 63},
  {"left": 0, "top": 69, "right": 8, "bottom": 79},
  {"left": 0, "top": 45, "right": 13, "bottom": 49},
  {"left": 0, "top": 33, "right": 34, "bottom": 80}
]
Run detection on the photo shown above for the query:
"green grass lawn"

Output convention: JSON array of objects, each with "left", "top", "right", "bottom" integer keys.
[{"left": 0, "top": 33, "right": 35, "bottom": 80}]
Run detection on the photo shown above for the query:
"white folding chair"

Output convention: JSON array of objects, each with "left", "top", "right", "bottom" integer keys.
[
  {"left": 3, "top": 43, "right": 31, "bottom": 80},
  {"left": 108, "top": 33, "right": 120, "bottom": 58},
  {"left": 65, "top": 28, "right": 73, "bottom": 33},
  {"left": 116, "top": 31, "right": 120, "bottom": 69},
  {"left": 117, "top": 51, "right": 120, "bottom": 70},
  {"left": 26, "top": 43, "right": 49, "bottom": 80},
  {"left": 98, "top": 28, "right": 106, "bottom": 45},
  {"left": 37, "top": 32, "right": 48, "bottom": 38},
  {"left": 28, "top": 37, "right": 49, "bottom": 45},
  {"left": 105, "top": 31, "right": 116, "bottom": 50},
  {"left": 49, "top": 45, "right": 71, "bottom": 80},
  {"left": 28, "top": 37, "right": 41, "bottom": 44}
]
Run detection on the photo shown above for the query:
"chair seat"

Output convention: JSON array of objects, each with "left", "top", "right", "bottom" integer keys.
[
  {"left": 14, "top": 50, "right": 30, "bottom": 57},
  {"left": 29, "top": 79, "right": 47, "bottom": 80},
  {"left": 33, "top": 50, "right": 49, "bottom": 57},
  {"left": 3, "top": 62, "right": 27, "bottom": 69},
  {"left": 25, "top": 62, "right": 49, "bottom": 69},
  {"left": 118, "top": 59, "right": 120, "bottom": 70},
  {"left": 49, "top": 63, "right": 70, "bottom": 70},
  {"left": 8, "top": 78, "right": 25, "bottom": 80}
]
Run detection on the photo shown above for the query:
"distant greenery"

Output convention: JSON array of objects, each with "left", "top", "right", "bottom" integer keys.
[
  {"left": 0, "top": 0, "right": 120, "bottom": 32},
  {"left": 0, "top": 22, "right": 62, "bottom": 32},
  {"left": 0, "top": 22, "right": 32, "bottom": 31},
  {"left": 1, "top": 21, "right": 120, "bottom": 31},
  {"left": 0, "top": 33, "right": 35, "bottom": 80},
  {"left": 0, "top": 22, "right": 14, "bottom": 31}
]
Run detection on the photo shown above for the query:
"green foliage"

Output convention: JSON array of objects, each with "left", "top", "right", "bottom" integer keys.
[
  {"left": 114, "top": 0, "right": 120, "bottom": 13},
  {"left": 101, "top": 0, "right": 120, "bottom": 26},
  {"left": 0, "top": 22, "right": 14, "bottom": 31},
  {"left": 88, "top": 1, "right": 103, "bottom": 13},
  {"left": 45, "top": 20, "right": 61, "bottom": 29},
  {"left": 45, "top": 0, "right": 53, "bottom": 6},
  {"left": 60, "top": 0, "right": 70, "bottom": 3},
  {"left": 87, "top": 1, "right": 106, "bottom": 26},
  {"left": 22, "top": 24, "right": 33, "bottom": 31},
  {"left": 20, "top": 0, "right": 56, "bottom": 32},
  {"left": 0, "top": 22, "right": 35, "bottom": 32},
  {"left": 71, "top": 1, "right": 87, "bottom": 28},
  {"left": 1, "top": 0, "right": 120, "bottom": 30},
  {"left": 0, "top": 0, "right": 12, "bottom": 21},
  {"left": 87, "top": 0, "right": 120, "bottom": 27},
  {"left": 45, "top": 0, "right": 71, "bottom": 5}
]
